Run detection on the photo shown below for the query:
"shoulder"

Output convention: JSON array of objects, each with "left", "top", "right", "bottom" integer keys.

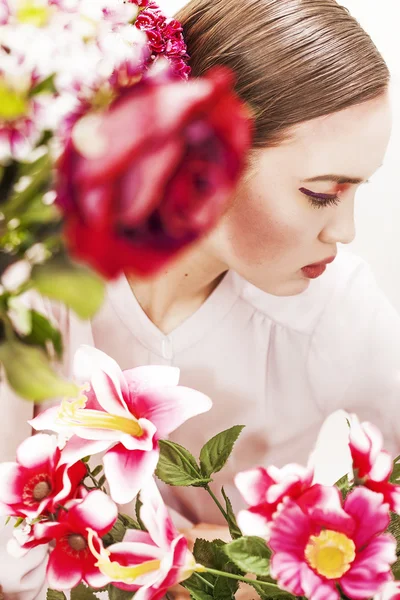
[{"left": 232, "top": 249, "right": 375, "bottom": 335}]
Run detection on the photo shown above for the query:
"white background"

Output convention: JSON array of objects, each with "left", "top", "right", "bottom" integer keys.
[{"left": 160, "top": 0, "right": 400, "bottom": 312}]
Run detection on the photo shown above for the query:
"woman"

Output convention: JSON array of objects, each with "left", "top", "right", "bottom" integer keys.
[{"left": 1, "top": 0, "right": 400, "bottom": 598}]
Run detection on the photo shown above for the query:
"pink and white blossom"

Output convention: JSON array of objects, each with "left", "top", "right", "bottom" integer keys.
[
  {"left": 21, "top": 490, "right": 118, "bottom": 590},
  {"left": 87, "top": 478, "right": 200, "bottom": 600},
  {"left": 31, "top": 346, "right": 212, "bottom": 504},
  {"left": 375, "top": 581, "right": 400, "bottom": 600},
  {"left": 269, "top": 484, "right": 396, "bottom": 600},
  {"left": 235, "top": 464, "right": 313, "bottom": 537},
  {"left": 0, "top": 433, "right": 86, "bottom": 520},
  {"left": 349, "top": 415, "right": 400, "bottom": 512}
]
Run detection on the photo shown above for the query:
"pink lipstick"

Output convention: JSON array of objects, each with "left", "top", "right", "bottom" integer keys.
[{"left": 302, "top": 256, "right": 336, "bottom": 279}]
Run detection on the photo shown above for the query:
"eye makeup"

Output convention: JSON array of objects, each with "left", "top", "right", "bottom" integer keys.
[{"left": 299, "top": 182, "right": 351, "bottom": 209}]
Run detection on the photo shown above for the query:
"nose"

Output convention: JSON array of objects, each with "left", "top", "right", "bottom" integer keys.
[{"left": 318, "top": 197, "right": 356, "bottom": 245}]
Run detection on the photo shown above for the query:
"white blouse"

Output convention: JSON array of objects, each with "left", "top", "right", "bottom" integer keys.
[{"left": 1, "top": 248, "right": 400, "bottom": 598}]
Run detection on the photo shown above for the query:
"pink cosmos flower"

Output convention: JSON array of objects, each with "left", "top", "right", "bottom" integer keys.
[
  {"left": 375, "top": 582, "right": 400, "bottom": 600},
  {"left": 30, "top": 346, "right": 212, "bottom": 504},
  {"left": 269, "top": 484, "right": 396, "bottom": 600},
  {"left": 235, "top": 464, "right": 313, "bottom": 537},
  {"left": 349, "top": 415, "right": 400, "bottom": 512},
  {"left": 87, "top": 478, "right": 200, "bottom": 600},
  {"left": 22, "top": 490, "right": 118, "bottom": 591},
  {"left": 0, "top": 433, "right": 86, "bottom": 520}
]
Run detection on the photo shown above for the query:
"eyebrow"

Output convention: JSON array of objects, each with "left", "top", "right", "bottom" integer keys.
[{"left": 303, "top": 164, "right": 383, "bottom": 186}]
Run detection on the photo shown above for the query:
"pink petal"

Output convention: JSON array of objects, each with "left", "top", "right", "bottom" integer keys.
[
  {"left": 109, "top": 540, "right": 164, "bottom": 563},
  {"left": 299, "top": 485, "right": 355, "bottom": 538},
  {"left": 349, "top": 417, "right": 383, "bottom": 478},
  {"left": 139, "top": 478, "right": 178, "bottom": 550},
  {"left": 124, "top": 365, "right": 180, "bottom": 396},
  {"left": 266, "top": 464, "right": 313, "bottom": 504},
  {"left": 16, "top": 434, "right": 59, "bottom": 469},
  {"left": 123, "top": 530, "right": 155, "bottom": 545},
  {"left": 300, "top": 563, "right": 339, "bottom": 600},
  {"left": 341, "top": 535, "right": 396, "bottom": 599},
  {"left": 370, "top": 451, "right": 393, "bottom": 482},
  {"left": 269, "top": 551, "right": 305, "bottom": 596},
  {"left": 237, "top": 508, "right": 270, "bottom": 538},
  {"left": 344, "top": 487, "right": 390, "bottom": 548},
  {"left": 33, "top": 521, "right": 68, "bottom": 542},
  {"left": 29, "top": 406, "right": 66, "bottom": 434},
  {"left": 46, "top": 545, "right": 83, "bottom": 590},
  {"left": 120, "top": 419, "right": 157, "bottom": 451},
  {"left": 128, "top": 386, "right": 212, "bottom": 437},
  {"left": 235, "top": 467, "right": 272, "bottom": 506},
  {"left": 91, "top": 370, "right": 131, "bottom": 418},
  {"left": 84, "top": 561, "right": 111, "bottom": 589},
  {"left": 59, "top": 436, "right": 112, "bottom": 466},
  {"left": 52, "top": 461, "right": 87, "bottom": 507},
  {"left": 0, "top": 463, "right": 24, "bottom": 504},
  {"left": 68, "top": 490, "right": 118, "bottom": 536},
  {"left": 154, "top": 536, "right": 193, "bottom": 591},
  {"left": 269, "top": 500, "right": 311, "bottom": 556},
  {"left": 103, "top": 445, "right": 159, "bottom": 505}
]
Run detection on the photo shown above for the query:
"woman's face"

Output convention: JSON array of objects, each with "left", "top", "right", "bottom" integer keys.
[{"left": 208, "top": 92, "right": 393, "bottom": 296}]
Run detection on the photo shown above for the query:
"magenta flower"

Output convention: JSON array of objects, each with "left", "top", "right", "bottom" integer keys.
[
  {"left": 375, "top": 582, "right": 400, "bottom": 600},
  {"left": 235, "top": 464, "right": 313, "bottom": 537},
  {"left": 87, "top": 478, "right": 200, "bottom": 600},
  {"left": 0, "top": 433, "right": 86, "bottom": 520},
  {"left": 30, "top": 346, "right": 212, "bottom": 504},
  {"left": 349, "top": 416, "right": 400, "bottom": 512},
  {"left": 269, "top": 484, "right": 396, "bottom": 600},
  {"left": 23, "top": 490, "right": 118, "bottom": 591}
]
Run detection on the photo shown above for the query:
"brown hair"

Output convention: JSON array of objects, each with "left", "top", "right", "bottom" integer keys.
[{"left": 176, "top": 0, "right": 390, "bottom": 148}]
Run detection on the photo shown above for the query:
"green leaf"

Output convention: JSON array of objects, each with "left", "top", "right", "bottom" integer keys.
[
  {"left": 244, "top": 581, "right": 297, "bottom": 600},
  {"left": 107, "top": 584, "right": 135, "bottom": 600},
  {"left": 14, "top": 517, "right": 25, "bottom": 528},
  {"left": 102, "top": 515, "right": 127, "bottom": 546},
  {"left": 22, "top": 309, "right": 63, "bottom": 358},
  {"left": 134, "top": 494, "right": 146, "bottom": 530},
  {"left": 390, "top": 455, "right": 400, "bottom": 483},
  {"left": 200, "top": 426, "right": 245, "bottom": 478},
  {"left": 334, "top": 473, "right": 351, "bottom": 500},
  {"left": 182, "top": 575, "right": 214, "bottom": 600},
  {"left": 91, "top": 465, "right": 103, "bottom": 477},
  {"left": 98, "top": 474, "right": 106, "bottom": 488},
  {"left": 3, "top": 152, "right": 52, "bottom": 218},
  {"left": 0, "top": 338, "right": 78, "bottom": 401},
  {"left": 221, "top": 487, "right": 242, "bottom": 540},
  {"left": 388, "top": 512, "right": 400, "bottom": 555},
  {"left": 119, "top": 513, "right": 141, "bottom": 530},
  {"left": 224, "top": 537, "right": 271, "bottom": 577},
  {"left": 156, "top": 439, "right": 211, "bottom": 487},
  {"left": 29, "top": 74, "right": 57, "bottom": 97},
  {"left": 31, "top": 257, "right": 104, "bottom": 320},
  {"left": 70, "top": 584, "right": 98, "bottom": 600},
  {"left": 213, "top": 576, "right": 237, "bottom": 600},
  {"left": 46, "top": 591, "right": 67, "bottom": 600},
  {"left": 193, "top": 538, "right": 228, "bottom": 571}
]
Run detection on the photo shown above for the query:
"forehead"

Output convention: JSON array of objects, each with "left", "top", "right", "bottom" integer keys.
[{"left": 260, "top": 93, "right": 393, "bottom": 180}]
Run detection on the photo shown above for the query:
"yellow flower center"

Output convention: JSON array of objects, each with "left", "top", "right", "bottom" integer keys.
[
  {"left": 87, "top": 529, "right": 161, "bottom": 583},
  {"left": 0, "top": 81, "right": 28, "bottom": 121},
  {"left": 16, "top": 1, "right": 52, "bottom": 26},
  {"left": 57, "top": 394, "right": 143, "bottom": 437},
  {"left": 305, "top": 530, "right": 356, "bottom": 579}
]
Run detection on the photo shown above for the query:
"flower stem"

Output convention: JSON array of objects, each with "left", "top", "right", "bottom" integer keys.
[
  {"left": 202, "top": 567, "right": 281, "bottom": 591},
  {"left": 194, "top": 572, "right": 214, "bottom": 590},
  {"left": 204, "top": 485, "right": 229, "bottom": 522}
]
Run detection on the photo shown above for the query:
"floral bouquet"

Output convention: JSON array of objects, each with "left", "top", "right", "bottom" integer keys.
[
  {"left": 0, "top": 0, "right": 252, "bottom": 401},
  {"left": 2, "top": 345, "right": 400, "bottom": 600}
]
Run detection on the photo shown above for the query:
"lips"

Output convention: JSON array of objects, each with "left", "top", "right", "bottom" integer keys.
[
  {"left": 304, "top": 256, "right": 336, "bottom": 269},
  {"left": 301, "top": 256, "right": 336, "bottom": 280}
]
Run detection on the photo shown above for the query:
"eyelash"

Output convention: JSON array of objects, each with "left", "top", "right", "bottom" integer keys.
[{"left": 299, "top": 187, "right": 341, "bottom": 209}]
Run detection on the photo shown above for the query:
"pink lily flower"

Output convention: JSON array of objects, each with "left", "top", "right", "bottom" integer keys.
[
  {"left": 235, "top": 464, "right": 313, "bottom": 537},
  {"left": 30, "top": 346, "right": 212, "bottom": 504},
  {"left": 269, "top": 484, "right": 396, "bottom": 600},
  {"left": 349, "top": 415, "right": 400, "bottom": 512},
  {"left": 22, "top": 489, "right": 118, "bottom": 591},
  {"left": 87, "top": 478, "right": 202, "bottom": 600},
  {"left": 0, "top": 433, "right": 86, "bottom": 520}
]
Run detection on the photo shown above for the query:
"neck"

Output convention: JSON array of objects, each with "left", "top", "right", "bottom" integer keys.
[{"left": 126, "top": 242, "right": 228, "bottom": 334}]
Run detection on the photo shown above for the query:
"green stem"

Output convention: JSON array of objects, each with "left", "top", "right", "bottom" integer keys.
[
  {"left": 204, "top": 485, "right": 229, "bottom": 522},
  {"left": 202, "top": 567, "right": 281, "bottom": 591},
  {"left": 194, "top": 572, "right": 214, "bottom": 591}
]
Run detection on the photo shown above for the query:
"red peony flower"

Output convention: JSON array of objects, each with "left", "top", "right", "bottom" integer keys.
[{"left": 56, "top": 66, "right": 252, "bottom": 279}]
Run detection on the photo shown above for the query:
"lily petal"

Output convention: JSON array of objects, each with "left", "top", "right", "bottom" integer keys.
[
  {"left": 124, "top": 365, "right": 180, "bottom": 396},
  {"left": 29, "top": 406, "right": 68, "bottom": 435},
  {"left": 46, "top": 545, "right": 83, "bottom": 590},
  {"left": 120, "top": 419, "right": 157, "bottom": 451},
  {"left": 59, "top": 436, "right": 112, "bottom": 466},
  {"left": 69, "top": 490, "right": 118, "bottom": 536},
  {"left": 103, "top": 445, "right": 160, "bottom": 505},
  {"left": 140, "top": 478, "right": 179, "bottom": 550}
]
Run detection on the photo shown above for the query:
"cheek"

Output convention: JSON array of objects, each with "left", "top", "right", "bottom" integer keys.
[{"left": 224, "top": 191, "right": 304, "bottom": 265}]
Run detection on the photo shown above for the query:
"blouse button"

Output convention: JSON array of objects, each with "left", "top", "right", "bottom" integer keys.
[{"left": 161, "top": 337, "right": 173, "bottom": 360}]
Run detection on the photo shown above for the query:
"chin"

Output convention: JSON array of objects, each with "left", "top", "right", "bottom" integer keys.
[{"left": 257, "top": 278, "right": 310, "bottom": 297}]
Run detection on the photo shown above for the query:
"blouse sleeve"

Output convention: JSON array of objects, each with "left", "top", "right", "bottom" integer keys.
[{"left": 307, "top": 258, "right": 400, "bottom": 456}]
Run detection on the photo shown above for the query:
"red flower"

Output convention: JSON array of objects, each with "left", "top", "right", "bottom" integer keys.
[
  {"left": 349, "top": 415, "right": 400, "bottom": 513},
  {"left": 56, "top": 66, "right": 252, "bottom": 279},
  {"left": 23, "top": 490, "right": 118, "bottom": 591},
  {"left": 0, "top": 434, "right": 86, "bottom": 520}
]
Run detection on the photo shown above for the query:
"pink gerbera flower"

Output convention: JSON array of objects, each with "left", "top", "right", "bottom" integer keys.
[
  {"left": 87, "top": 478, "right": 200, "bottom": 600},
  {"left": 22, "top": 489, "right": 118, "bottom": 591},
  {"left": 235, "top": 464, "right": 313, "bottom": 537},
  {"left": 269, "top": 484, "right": 396, "bottom": 600},
  {"left": 31, "top": 346, "right": 212, "bottom": 504},
  {"left": 0, "top": 433, "right": 86, "bottom": 520},
  {"left": 349, "top": 415, "right": 400, "bottom": 512}
]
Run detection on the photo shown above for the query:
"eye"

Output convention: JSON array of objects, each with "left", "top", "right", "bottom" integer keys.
[{"left": 299, "top": 187, "right": 341, "bottom": 209}]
